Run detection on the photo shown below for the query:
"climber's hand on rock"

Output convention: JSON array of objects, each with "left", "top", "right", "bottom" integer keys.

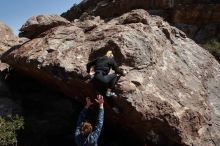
[
  {"left": 89, "top": 72, "right": 94, "bottom": 76},
  {"left": 121, "top": 70, "right": 127, "bottom": 76},
  {"left": 85, "top": 72, "right": 93, "bottom": 79}
]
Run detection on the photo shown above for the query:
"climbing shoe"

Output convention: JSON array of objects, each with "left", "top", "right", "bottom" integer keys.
[{"left": 106, "top": 91, "right": 117, "bottom": 97}]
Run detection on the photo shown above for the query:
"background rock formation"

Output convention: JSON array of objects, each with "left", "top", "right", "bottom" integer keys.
[
  {"left": 19, "top": 15, "right": 70, "bottom": 39},
  {"left": 0, "top": 22, "right": 19, "bottom": 71},
  {"left": 0, "top": 22, "right": 19, "bottom": 52},
  {"left": 2, "top": 9, "right": 220, "bottom": 146},
  {"left": 62, "top": 0, "right": 220, "bottom": 43}
]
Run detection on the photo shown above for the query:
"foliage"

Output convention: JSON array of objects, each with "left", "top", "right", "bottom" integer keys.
[
  {"left": 201, "top": 38, "right": 220, "bottom": 62},
  {"left": 0, "top": 115, "right": 24, "bottom": 146}
]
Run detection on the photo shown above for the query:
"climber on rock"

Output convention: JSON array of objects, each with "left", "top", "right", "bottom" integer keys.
[
  {"left": 86, "top": 50, "right": 126, "bottom": 98},
  {"left": 75, "top": 95, "right": 104, "bottom": 146}
]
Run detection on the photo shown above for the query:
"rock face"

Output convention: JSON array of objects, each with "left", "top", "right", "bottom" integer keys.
[
  {"left": 61, "top": 0, "right": 220, "bottom": 43},
  {"left": 2, "top": 9, "right": 220, "bottom": 145},
  {"left": 0, "top": 22, "right": 19, "bottom": 71},
  {"left": 19, "top": 15, "right": 70, "bottom": 39}
]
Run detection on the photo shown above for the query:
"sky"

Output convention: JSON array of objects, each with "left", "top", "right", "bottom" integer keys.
[{"left": 0, "top": 0, "right": 81, "bottom": 35}]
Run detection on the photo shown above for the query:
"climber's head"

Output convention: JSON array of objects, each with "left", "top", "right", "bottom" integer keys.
[
  {"left": 80, "top": 121, "right": 93, "bottom": 136},
  {"left": 105, "top": 50, "right": 114, "bottom": 58}
]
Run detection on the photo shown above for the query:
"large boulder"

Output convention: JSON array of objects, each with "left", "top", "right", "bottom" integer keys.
[
  {"left": 1, "top": 9, "right": 220, "bottom": 145},
  {"left": 19, "top": 15, "right": 70, "bottom": 39}
]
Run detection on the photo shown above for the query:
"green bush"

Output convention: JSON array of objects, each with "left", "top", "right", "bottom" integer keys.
[
  {"left": 0, "top": 115, "right": 24, "bottom": 146},
  {"left": 201, "top": 38, "right": 220, "bottom": 62}
]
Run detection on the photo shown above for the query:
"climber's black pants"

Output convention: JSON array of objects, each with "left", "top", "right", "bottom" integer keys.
[
  {"left": 93, "top": 70, "right": 119, "bottom": 90},
  {"left": 91, "top": 70, "right": 120, "bottom": 108}
]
